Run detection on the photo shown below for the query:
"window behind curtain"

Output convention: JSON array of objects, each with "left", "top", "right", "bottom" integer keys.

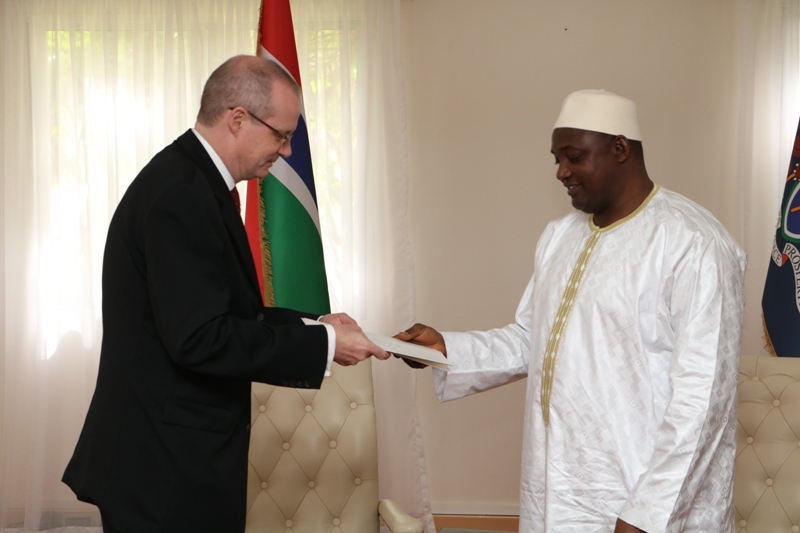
[{"left": 0, "top": 0, "right": 363, "bottom": 528}]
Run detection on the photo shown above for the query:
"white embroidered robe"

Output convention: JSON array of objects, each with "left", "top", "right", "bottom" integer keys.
[{"left": 433, "top": 187, "right": 746, "bottom": 533}]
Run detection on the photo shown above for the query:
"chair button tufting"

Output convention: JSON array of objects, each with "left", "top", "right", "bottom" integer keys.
[
  {"left": 773, "top": 399, "right": 780, "bottom": 406},
  {"left": 354, "top": 478, "right": 362, "bottom": 485},
  {"left": 308, "top": 481, "right": 316, "bottom": 488},
  {"left": 329, "top": 440, "right": 337, "bottom": 448},
  {"left": 793, "top": 526, "right": 799, "bottom": 533},
  {"left": 752, "top": 376, "right": 759, "bottom": 381},
  {"left": 333, "top": 518, "right": 341, "bottom": 526},
  {"left": 766, "top": 478, "right": 773, "bottom": 486},
  {"left": 746, "top": 437, "right": 754, "bottom": 444},
  {"left": 285, "top": 520, "right": 292, "bottom": 528},
  {"left": 283, "top": 442, "right": 290, "bottom": 450},
  {"left": 305, "top": 405, "right": 312, "bottom": 412},
  {"left": 259, "top": 405, "right": 266, "bottom": 412},
  {"left": 350, "top": 402, "right": 358, "bottom": 409},
  {"left": 739, "top": 520, "right": 746, "bottom": 527},
  {"left": 261, "top": 482, "right": 267, "bottom": 489}
]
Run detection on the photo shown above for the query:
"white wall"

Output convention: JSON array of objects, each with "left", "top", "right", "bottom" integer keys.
[{"left": 401, "top": 0, "right": 758, "bottom": 515}]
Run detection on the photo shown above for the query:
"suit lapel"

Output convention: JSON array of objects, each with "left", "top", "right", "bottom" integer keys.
[{"left": 175, "top": 130, "right": 262, "bottom": 301}]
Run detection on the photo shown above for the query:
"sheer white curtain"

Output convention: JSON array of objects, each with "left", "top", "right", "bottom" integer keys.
[
  {"left": 736, "top": 0, "right": 800, "bottom": 356},
  {"left": 0, "top": 1, "right": 260, "bottom": 530},
  {"left": 0, "top": 0, "right": 431, "bottom": 531},
  {"left": 290, "top": 1, "right": 434, "bottom": 531}
]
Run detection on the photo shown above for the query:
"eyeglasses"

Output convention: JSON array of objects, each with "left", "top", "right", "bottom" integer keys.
[{"left": 231, "top": 107, "right": 293, "bottom": 145}]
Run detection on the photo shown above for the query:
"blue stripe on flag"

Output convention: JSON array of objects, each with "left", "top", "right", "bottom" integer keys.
[{"left": 284, "top": 114, "right": 317, "bottom": 206}]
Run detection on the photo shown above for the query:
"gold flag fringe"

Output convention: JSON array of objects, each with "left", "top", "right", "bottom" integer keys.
[
  {"left": 258, "top": 179, "right": 276, "bottom": 307},
  {"left": 762, "top": 313, "right": 777, "bottom": 357}
]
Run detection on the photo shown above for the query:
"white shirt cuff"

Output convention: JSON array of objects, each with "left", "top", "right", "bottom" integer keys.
[
  {"left": 302, "top": 317, "right": 336, "bottom": 377},
  {"left": 321, "top": 323, "right": 335, "bottom": 377}
]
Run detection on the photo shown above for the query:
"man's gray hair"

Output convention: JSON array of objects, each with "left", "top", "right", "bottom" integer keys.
[{"left": 196, "top": 55, "right": 300, "bottom": 127}]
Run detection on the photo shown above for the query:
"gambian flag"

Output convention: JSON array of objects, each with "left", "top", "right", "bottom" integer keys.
[
  {"left": 762, "top": 117, "right": 800, "bottom": 356},
  {"left": 245, "top": 0, "right": 331, "bottom": 316}
]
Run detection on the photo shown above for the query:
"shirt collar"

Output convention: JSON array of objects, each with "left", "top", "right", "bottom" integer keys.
[{"left": 191, "top": 128, "right": 236, "bottom": 191}]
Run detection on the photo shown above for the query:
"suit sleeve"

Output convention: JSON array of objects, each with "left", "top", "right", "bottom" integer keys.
[{"left": 143, "top": 178, "right": 328, "bottom": 386}]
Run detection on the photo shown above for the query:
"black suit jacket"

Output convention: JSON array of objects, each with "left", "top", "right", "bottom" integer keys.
[{"left": 63, "top": 130, "right": 329, "bottom": 533}]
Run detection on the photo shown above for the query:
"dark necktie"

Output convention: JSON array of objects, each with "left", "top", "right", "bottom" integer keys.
[{"left": 230, "top": 187, "right": 241, "bottom": 214}]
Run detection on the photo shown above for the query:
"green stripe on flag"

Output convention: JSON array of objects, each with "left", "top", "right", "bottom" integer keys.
[{"left": 262, "top": 175, "right": 330, "bottom": 316}]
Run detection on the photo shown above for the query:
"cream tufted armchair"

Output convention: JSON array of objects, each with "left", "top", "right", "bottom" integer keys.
[
  {"left": 736, "top": 355, "right": 800, "bottom": 533},
  {"left": 245, "top": 359, "right": 423, "bottom": 533}
]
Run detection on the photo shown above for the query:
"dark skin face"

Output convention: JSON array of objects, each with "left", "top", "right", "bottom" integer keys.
[{"left": 551, "top": 128, "right": 650, "bottom": 228}]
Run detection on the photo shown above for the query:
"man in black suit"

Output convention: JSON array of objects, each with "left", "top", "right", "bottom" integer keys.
[{"left": 62, "top": 55, "right": 388, "bottom": 533}]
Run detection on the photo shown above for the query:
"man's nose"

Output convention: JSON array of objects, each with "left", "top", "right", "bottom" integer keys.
[
  {"left": 556, "top": 162, "right": 570, "bottom": 181},
  {"left": 278, "top": 140, "right": 292, "bottom": 158}
]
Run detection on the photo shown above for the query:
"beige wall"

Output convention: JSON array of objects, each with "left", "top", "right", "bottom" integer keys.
[{"left": 402, "top": 0, "right": 761, "bottom": 516}]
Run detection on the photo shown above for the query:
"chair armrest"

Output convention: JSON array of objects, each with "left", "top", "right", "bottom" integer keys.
[{"left": 378, "top": 499, "right": 424, "bottom": 533}]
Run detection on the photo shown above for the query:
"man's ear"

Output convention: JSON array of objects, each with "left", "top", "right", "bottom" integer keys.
[
  {"left": 228, "top": 107, "right": 246, "bottom": 136},
  {"left": 613, "top": 135, "right": 631, "bottom": 163}
]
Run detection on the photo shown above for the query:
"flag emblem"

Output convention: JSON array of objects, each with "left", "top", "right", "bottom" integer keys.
[
  {"left": 780, "top": 178, "right": 800, "bottom": 243},
  {"left": 762, "top": 120, "right": 800, "bottom": 356}
]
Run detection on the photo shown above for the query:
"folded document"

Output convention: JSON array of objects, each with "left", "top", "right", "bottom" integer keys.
[
  {"left": 365, "top": 332, "right": 451, "bottom": 370},
  {"left": 302, "top": 318, "right": 450, "bottom": 370}
]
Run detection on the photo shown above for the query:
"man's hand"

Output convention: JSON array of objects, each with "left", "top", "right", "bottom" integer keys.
[
  {"left": 331, "top": 324, "right": 390, "bottom": 366},
  {"left": 393, "top": 323, "right": 447, "bottom": 369},
  {"left": 318, "top": 312, "right": 357, "bottom": 325},
  {"left": 614, "top": 518, "right": 647, "bottom": 533}
]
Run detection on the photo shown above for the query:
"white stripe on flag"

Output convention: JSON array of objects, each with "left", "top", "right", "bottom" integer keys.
[
  {"left": 270, "top": 158, "right": 322, "bottom": 235},
  {"left": 257, "top": 45, "right": 308, "bottom": 116}
]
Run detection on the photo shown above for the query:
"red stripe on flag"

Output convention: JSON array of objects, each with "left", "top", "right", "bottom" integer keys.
[
  {"left": 244, "top": 182, "right": 264, "bottom": 304},
  {"left": 258, "top": 0, "right": 302, "bottom": 87}
]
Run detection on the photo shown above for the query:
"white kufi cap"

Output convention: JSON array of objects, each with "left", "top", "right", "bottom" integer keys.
[{"left": 553, "top": 89, "right": 641, "bottom": 141}]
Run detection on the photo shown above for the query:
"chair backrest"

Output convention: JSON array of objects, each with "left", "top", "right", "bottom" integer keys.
[
  {"left": 246, "top": 359, "right": 380, "bottom": 533},
  {"left": 736, "top": 355, "right": 800, "bottom": 532}
]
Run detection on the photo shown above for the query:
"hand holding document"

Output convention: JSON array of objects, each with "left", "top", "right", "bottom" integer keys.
[
  {"left": 392, "top": 322, "right": 449, "bottom": 370},
  {"left": 304, "top": 318, "right": 450, "bottom": 369},
  {"left": 303, "top": 316, "right": 390, "bottom": 366},
  {"left": 365, "top": 332, "right": 450, "bottom": 370}
]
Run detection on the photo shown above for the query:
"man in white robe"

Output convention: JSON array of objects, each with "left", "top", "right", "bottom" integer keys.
[{"left": 397, "top": 90, "right": 746, "bottom": 533}]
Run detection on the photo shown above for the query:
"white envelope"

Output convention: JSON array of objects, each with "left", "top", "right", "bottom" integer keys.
[
  {"left": 365, "top": 332, "right": 451, "bottom": 370},
  {"left": 302, "top": 318, "right": 450, "bottom": 370}
]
